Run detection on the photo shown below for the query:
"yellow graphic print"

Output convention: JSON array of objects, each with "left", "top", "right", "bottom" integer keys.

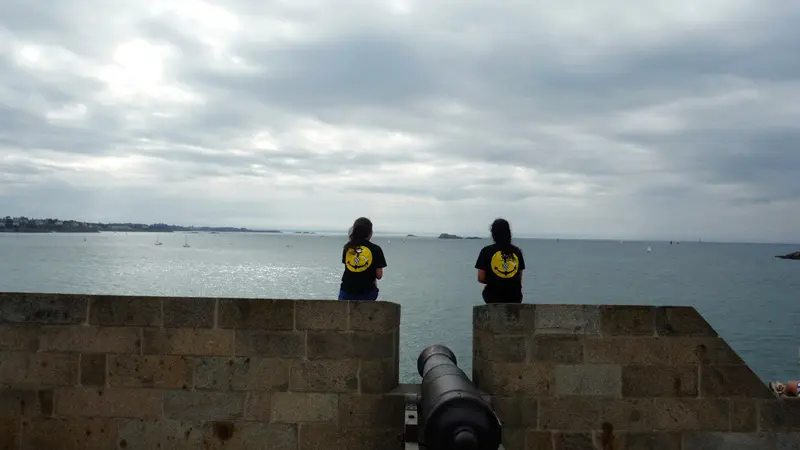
[
  {"left": 490, "top": 250, "right": 519, "bottom": 278},
  {"left": 345, "top": 245, "right": 373, "bottom": 273}
]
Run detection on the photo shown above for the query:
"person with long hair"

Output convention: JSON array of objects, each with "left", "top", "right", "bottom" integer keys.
[
  {"left": 338, "top": 217, "right": 387, "bottom": 301},
  {"left": 474, "top": 218, "right": 526, "bottom": 303}
]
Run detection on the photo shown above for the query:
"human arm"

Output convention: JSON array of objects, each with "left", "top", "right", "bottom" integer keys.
[
  {"left": 474, "top": 248, "right": 489, "bottom": 284},
  {"left": 375, "top": 246, "right": 387, "bottom": 280}
]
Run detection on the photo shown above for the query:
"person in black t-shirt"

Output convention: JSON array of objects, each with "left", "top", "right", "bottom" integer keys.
[
  {"left": 338, "top": 217, "right": 387, "bottom": 301},
  {"left": 474, "top": 218, "right": 526, "bottom": 303}
]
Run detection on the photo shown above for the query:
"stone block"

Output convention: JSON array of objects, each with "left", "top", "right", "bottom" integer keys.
[
  {"left": 244, "top": 392, "right": 271, "bottom": 421},
  {"left": 359, "top": 358, "right": 399, "bottom": 394},
  {"left": 0, "top": 293, "right": 87, "bottom": 325},
  {"left": 473, "top": 331, "right": 526, "bottom": 363},
  {"left": 55, "top": 387, "right": 162, "bottom": 419},
  {"left": 622, "top": 365, "right": 698, "bottom": 397},
  {"left": 0, "top": 326, "right": 40, "bottom": 351},
  {"left": 218, "top": 299, "right": 294, "bottom": 330},
  {"left": 88, "top": 296, "right": 161, "bottom": 326},
  {"left": 652, "top": 399, "right": 729, "bottom": 431},
  {"left": 525, "top": 431, "right": 553, "bottom": 450},
  {"left": 80, "top": 354, "right": 106, "bottom": 386},
  {"left": 338, "top": 394, "right": 405, "bottom": 427},
  {"left": 0, "top": 419, "right": 20, "bottom": 450},
  {"left": 553, "top": 432, "right": 594, "bottom": 450},
  {"left": 556, "top": 364, "right": 621, "bottom": 397},
  {"left": 617, "top": 433, "right": 682, "bottom": 450},
  {"left": 117, "top": 419, "right": 205, "bottom": 450},
  {"left": 539, "top": 397, "right": 654, "bottom": 431},
  {"left": 528, "top": 335, "right": 583, "bottom": 363},
  {"left": 289, "top": 360, "right": 359, "bottom": 393},
  {"left": 501, "top": 428, "right": 524, "bottom": 450},
  {"left": 490, "top": 396, "right": 538, "bottom": 428},
  {"left": 0, "top": 351, "right": 78, "bottom": 386},
  {"left": 669, "top": 337, "right": 745, "bottom": 365},
  {"left": 39, "top": 326, "right": 141, "bottom": 353},
  {"left": 0, "top": 389, "right": 52, "bottom": 418},
  {"left": 760, "top": 399, "right": 800, "bottom": 432},
  {"left": 349, "top": 301, "right": 400, "bottom": 332},
  {"left": 473, "top": 359, "right": 554, "bottom": 396},
  {"left": 271, "top": 392, "right": 338, "bottom": 423},
  {"left": 778, "top": 433, "right": 800, "bottom": 450},
  {"left": 163, "top": 297, "right": 215, "bottom": 328},
  {"left": 164, "top": 390, "right": 245, "bottom": 421},
  {"left": 655, "top": 307, "right": 717, "bottom": 337},
  {"left": 700, "top": 365, "right": 775, "bottom": 398},
  {"left": 600, "top": 306, "right": 656, "bottom": 336},
  {"left": 21, "top": 418, "right": 118, "bottom": 450},
  {"left": 296, "top": 300, "right": 348, "bottom": 330},
  {"left": 307, "top": 331, "right": 394, "bottom": 360},
  {"left": 235, "top": 330, "right": 304, "bottom": 358},
  {"left": 683, "top": 432, "right": 777, "bottom": 450},
  {"left": 298, "top": 423, "right": 401, "bottom": 450},
  {"left": 535, "top": 305, "right": 600, "bottom": 335},
  {"left": 108, "top": 355, "right": 193, "bottom": 389},
  {"left": 731, "top": 400, "right": 758, "bottom": 432},
  {"left": 473, "top": 304, "right": 536, "bottom": 334},
  {"left": 584, "top": 337, "right": 670, "bottom": 365},
  {"left": 200, "top": 422, "right": 297, "bottom": 450},
  {"left": 143, "top": 328, "right": 234, "bottom": 356},
  {"left": 195, "top": 357, "right": 290, "bottom": 391}
]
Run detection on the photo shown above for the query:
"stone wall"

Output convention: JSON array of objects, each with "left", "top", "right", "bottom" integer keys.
[
  {"left": 0, "top": 293, "right": 403, "bottom": 450},
  {"left": 473, "top": 304, "right": 800, "bottom": 450}
]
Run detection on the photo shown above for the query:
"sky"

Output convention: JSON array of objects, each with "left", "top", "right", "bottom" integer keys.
[{"left": 1, "top": 1, "right": 799, "bottom": 242}]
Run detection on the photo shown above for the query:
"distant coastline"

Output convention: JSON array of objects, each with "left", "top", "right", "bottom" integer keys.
[{"left": 1, "top": 216, "right": 281, "bottom": 234}]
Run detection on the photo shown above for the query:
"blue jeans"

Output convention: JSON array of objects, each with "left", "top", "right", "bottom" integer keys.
[{"left": 338, "top": 289, "right": 379, "bottom": 301}]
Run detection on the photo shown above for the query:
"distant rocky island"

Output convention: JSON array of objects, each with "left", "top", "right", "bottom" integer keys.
[
  {"left": 776, "top": 251, "right": 800, "bottom": 261},
  {"left": 0, "top": 216, "right": 281, "bottom": 234},
  {"left": 438, "top": 233, "right": 483, "bottom": 240}
]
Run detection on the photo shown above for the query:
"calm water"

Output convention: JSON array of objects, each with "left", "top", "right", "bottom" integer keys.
[{"left": 0, "top": 232, "right": 798, "bottom": 383}]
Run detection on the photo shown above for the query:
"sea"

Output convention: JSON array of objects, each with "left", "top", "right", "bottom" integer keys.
[{"left": 0, "top": 231, "right": 798, "bottom": 383}]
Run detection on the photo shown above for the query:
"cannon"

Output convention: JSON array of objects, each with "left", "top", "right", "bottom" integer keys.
[{"left": 403, "top": 344, "right": 502, "bottom": 450}]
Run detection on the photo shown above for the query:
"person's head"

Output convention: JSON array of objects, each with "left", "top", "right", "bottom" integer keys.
[
  {"left": 345, "top": 217, "right": 373, "bottom": 248},
  {"left": 490, "top": 218, "right": 512, "bottom": 246}
]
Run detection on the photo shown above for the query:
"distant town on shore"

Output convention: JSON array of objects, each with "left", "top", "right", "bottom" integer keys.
[{"left": 0, "top": 216, "right": 281, "bottom": 234}]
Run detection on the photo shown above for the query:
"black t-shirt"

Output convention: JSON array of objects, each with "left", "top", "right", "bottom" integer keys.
[
  {"left": 340, "top": 240, "right": 387, "bottom": 295},
  {"left": 474, "top": 243, "right": 526, "bottom": 302}
]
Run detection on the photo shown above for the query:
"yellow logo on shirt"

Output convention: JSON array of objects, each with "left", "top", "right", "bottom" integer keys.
[
  {"left": 490, "top": 251, "right": 519, "bottom": 278},
  {"left": 345, "top": 245, "right": 373, "bottom": 272}
]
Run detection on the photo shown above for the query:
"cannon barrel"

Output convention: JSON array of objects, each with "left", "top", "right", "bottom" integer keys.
[{"left": 416, "top": 344, "right": 501, "bottom": 450}]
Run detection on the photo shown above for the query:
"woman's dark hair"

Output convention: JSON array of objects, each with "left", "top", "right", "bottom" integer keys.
[
  {"left": 344, "top": 217, "right": 373, "bottom": 249},
  {"left": 490, "top": 218, "right": 512, "bottom": 247}
]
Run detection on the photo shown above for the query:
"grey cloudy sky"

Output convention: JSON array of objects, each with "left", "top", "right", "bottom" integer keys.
[{"left": 1, "top": 0, "right": 799, "bottom": 242}]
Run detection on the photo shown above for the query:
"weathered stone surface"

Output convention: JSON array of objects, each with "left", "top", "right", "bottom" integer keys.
[
  {"left": 473, "top": 304, "right": 536, "bottom": 334},
  {"left": 622, "top": 365, "right": 698, "bottom": 397},
  {"left": 218, "top": 299, "right": 294, "bottom": 330},
  {"left": 618, "top": 432, "right": 682, "bottom": 450},
  {"left": 80, "top": 353, "right": 106, "bottom": 386},
  {"left": 490, "top": 396, "right": 538, "bottom": 428},
  {"left": 290, "top": 360, "right": 359, "bottom": 393},
  {"left": 473, "top": 360, "right": 554, "bottom": 395},
  {"left": 600, "top": 306, "right": 656, "bottom": 336},
  {"left": 525, "top": 431, "right": 553, "bottom": 450},
  {"left": 349, "top": 301, "right": 400, "bottom": 332},
  {"left": 760, "top": 399, "right": 800, "bottom": 432},
  {"left": 501, "top": 428, "right": 524, "bottom": 450},
  {"left": 553, "top": 432, "right": 594, "bottom": 450},
  {"left": 652, "top": 399, "right": 729, "bottom": 431},
  {"left": 700, "top": 365, "right": 775, "bottom": 398},
  {"left": 0, "top": 419, "right": 20, "bottom": 450},
  {"left": 55, "top": 387, "right": 162, "bottom": 419},
  {"left": 539, "top": 397, "right": 654, "bottom": 431},
  {"left": 359, "top": 358, "right": 398, "bottom": 394},
  {"left": 200, "top": 422, "right": 297, "bottom": 450},
  {"left": 338, "top": 394, "right": 404, "bottom": 428},
  {"left": 117, "top": 419, "right": 205, "bottom": 450},
  {"left": 163, "top": 391, "right": 244, "bottom": 421},
  {"left": 108, "top": 355, "right": 193, "bottom": 389},
  {"left": 556, "top": 364, "right": 622, "bottom": 397},
  {"left": 195, "top": 357, "right": 290, "bottom": 391},
  {"left": 163, "top": 297, "right": 214, "bottom": 328},
  {"left": 296, "top": 300, "right": 348, "bottom": 330},
  {"left": 39, "top": 326, "right": 141, "bottom": 353},
  {"left": 584, "top": 337, "right": 670, "bottom": 365},
  {"left": 0, "top": 351, "right": 78, "bottom": 386},
  {"left": 669, "top": 337, "right": 745, "bottom": 365},
  {"left": 307, "top": 331, "right": 394, "bottom": 360},
  {"left": 22, "top": 418, "right": 118, "bottom": 450},
  {"left": 535, "top": 305, "right": 600, "bottom": 335},
  {"left": 778, "top": 433, "right": 800, "bottom": 450},
  {"left": 235, "top": 330, "right": 304, "bottom": 358},
  {"left": 0, "top": 326, "right": 40, "bottom": 351},
  {"left": 473, "top": 331, "right": 527, "bottom": 363},
  {"left": 528, "top": 335, "right": 583, "bottom": 363},
  {"left": 89, "top": 296, "right": 161, "bottom": 327},
  {"left": 0, "top": 294, "right": 87, "bottom": 324},
  {"left": 243, "top": 392, "right": 271, "bottom": 421},
  {"left": 298, "top": 423, "right": 400, "bottom": 450},
  {"left": 683, "top": 432, "right": 777, "bottom": 450},
  {"left": 731, "top": 400, "right": 758, "bottom": 432},
  {"left": 271, "top": 392, "right": 338, "bottom": 423},
  {"left": 0, "top": 390, "right": 52, "bottom": 418},
  {"left": 655, "top": 307, "right": 717, "bottom": 337},
  {"left": 143, "top": 328, "right": 234, "bottom": 356}
]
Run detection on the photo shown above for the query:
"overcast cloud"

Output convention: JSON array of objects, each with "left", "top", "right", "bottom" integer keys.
[{"left": 1, "top": 0, "right": 799, "bottom": 242}]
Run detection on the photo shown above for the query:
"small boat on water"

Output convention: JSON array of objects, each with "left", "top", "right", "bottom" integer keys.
[
  {"left": 183, "top": 235, "right": 190, "bottom": 248},
  {"left": 155, "top": 237, "right": 162, "bottom": 246}
]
